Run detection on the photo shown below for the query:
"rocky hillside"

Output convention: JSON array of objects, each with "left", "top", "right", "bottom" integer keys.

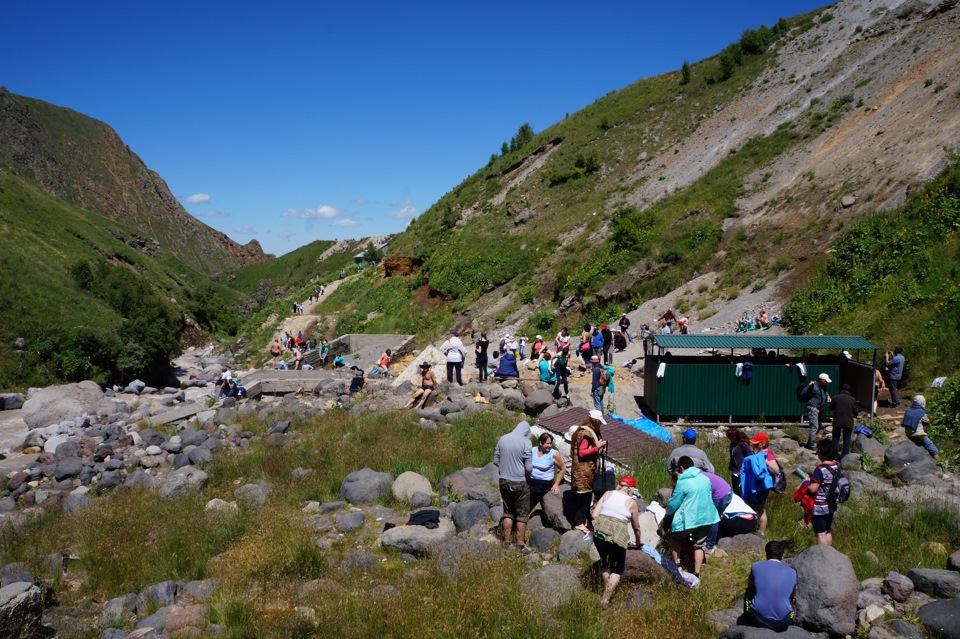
[
  {"left": 0, "top": 88, "right": 269, "bottom": 276},
  {"left": 327, "top": 0, "right": 960, "bottom": 341}
]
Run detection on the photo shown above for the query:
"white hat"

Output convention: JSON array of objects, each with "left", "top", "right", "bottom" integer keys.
[
  {"left": 563, "top": 425, "right": 579, "bottom": 442},
  {"left": 589, "top": 409, "right": 607, "bottom": 424},
  {"left": 535, "top": 335, "right": 542, "bottom": 340},
  {"left": 818, "top": 373, "right": 832, "bottom": 383}
]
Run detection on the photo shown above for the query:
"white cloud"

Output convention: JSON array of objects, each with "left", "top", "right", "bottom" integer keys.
[
  {"left": 331, "top": 218, "right": 358, "bottom": 227},
  {"left": 233, "top": 225, "right": 257, "bottom": 235},
  {"left": 198, "top": 210, "right": 230, "bottom": 217},
  {"left": 353, "top": 197, "right": 369, "bottom": 205},
  {"left": 389, "top": 200, "right": 419, "bottom": 219},
  {"left": 281, "top": 205, "right": 340, "bottom": 219},
  {"left": 279, "top": 232, "right": 292, "bottom": 242},
  {"left": 185, "top": 193, "right": 211, "bottom": 204}
]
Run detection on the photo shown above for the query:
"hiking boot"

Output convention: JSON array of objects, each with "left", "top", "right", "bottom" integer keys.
[
  {"left": 518, "top": 545, "right": 535, "bottom": 555},
  {"left": 704, "top": 546, "right": 715, "bottom": 556}
]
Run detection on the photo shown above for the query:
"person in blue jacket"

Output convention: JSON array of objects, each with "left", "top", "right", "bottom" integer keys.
[
  {"left": 902, "top": 395, "right": 940, "bottom": 461},
  {"left": 665, "top": 456, "right": 720, "bottom": 587},
  {"left": 497, "top": 349, "right": 519, "bottom": 378}
]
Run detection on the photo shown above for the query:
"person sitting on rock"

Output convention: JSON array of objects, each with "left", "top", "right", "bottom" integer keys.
[
  {"left": 403, "top": 362, "right": 436, "bottom": 410},
  {"left": 901, "top": 395, "right": 940, "bottom": 462},
  {"left": 496, "top": 349, "right": 519, "bottom": 379},
  {"left": 757, "top": 310, "right": 771, "bottom": 329},
  {"left": 739, "top": 540, "right": 797, "bottom": 632},
  {"left": 666, "top": 428, "right": 715, "bottom": 481},
  {"left": 348, "top": 367, "right": 366, "bottom": 394}
]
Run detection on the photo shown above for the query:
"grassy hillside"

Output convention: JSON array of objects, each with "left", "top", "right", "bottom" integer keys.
[{"left": 0, "top": 167, "right": 241, "bottom": 389}]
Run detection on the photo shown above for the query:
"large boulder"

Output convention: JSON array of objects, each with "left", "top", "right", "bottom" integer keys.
[
  {"left": 907, "top": 568, "right": 960, "bottom": 598},
  {"left": 434, "top": 538, "right": 500, "bottom": 580},
  {"left": 158, "top": 467, "right": 208, "bottom": 500},
  {"left": 885, "top": 441, "right": 932, "bottom": 470},
  {"left": 500, "top": 388, "right": 526, "bottom": 412},
  {"left": 558, "top": 530, "right": 600, "bottom": 562},
  {"left": 392, "top": 471, "right": 433, "bottom": 505},
  {"left": 520, "top": 564, "right": 583, "bottom": 608},
  {"left": 852, "top": 434, "right": 887, "bottom": 462},
  {"left": 378, "top": 519, "right": 455, "bottom": 556},
  {"left": 439, "top": 468, "right": 489, "bottom": 499},
  {"left": 540, "top": 489, "right": 572, "bottom": 531},
  {"left": 21, "top": 381, "right": 113, "bottom": 429},
  {"left": 340, "top": 468, "right": 393, "bottom": 505},
  {"left": 0, "top": 582, "right": 53, "bottom": 639},
  {"left": 788, "top": 545, "right": 857, "bottom": 637},
  {"left": 622, "top": 549, "right": 668, "bottom": 582},
  {"left": 529, "top": 528, "right": 561, "bottom": 552},
  {"left": 451, "top": 500, "right": 491, "bottom": 533},
  {"left": 916, "top": 598, "right": 960, "bottom": 639},
  {"left": 523, "top": 389, "right": 555, "bottom": 415}
]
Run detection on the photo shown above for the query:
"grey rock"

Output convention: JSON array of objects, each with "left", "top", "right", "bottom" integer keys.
[
  {"left": 788, "top": 545, "right": 857, "bottom": 636},
  {"left": 21, "top": 380, "right": 109, "bottom": 429},
  {"left": 0, "top": 394, "right": 25, "bottom": 411},
  {"left": 907, "top": 568, "right": 960, "bottom": 598},
  {"left": 379, "top": 519, "right": 456, "bottom": 555},
  {"left": 0, "top": 581, "right": 52, "bottom": 639},
  {"left": 136, "top": 580, "right": 180, "bottom": 612},
  {"left": 889, "top": 619, "right": 925, "bottom": 639},
  {"left": 391, "top": 471, "right": 432, "bottom": 505},
  {"left": 122, "top": 469, "right": 155, "bottom": 489},
  {"left": 158, "top": 467, "right": 208, "bottom": 500},
  {"left": 204, "top": 498, "right": 238, "bottom": 518},
  {"left": 410, "top": 491, "right": 432, "bottom": 508},
  {"left": 897, "top": 459, "right": 939, "bottom": 482},
  {"left": 439, "top": 467, "right": 489, "bottom": 498},
  {"left": 717, "top": 534, "right": 766, "bottom": 552},
  {"left": 881, "top": 571, "right": 914, "bottom": 602},
  {"left": 852, "top": 434, "right": 887, "bottom": 462},
  {"left": 99, "top": 629, "right": 129, "bottom": 639},
  {"left": 291, "top": 467, "right": 315, "bottom": 483},
  {"left": 101, "top": 592, "right": 137, "bottom": 625},
  {"left": 841, "top": 195, "right": 856, "bottom": 208},
  {"left": 451, "top": 500, "right": 491, "bottom": 533},
  {"left": 558, "top": 530, "right": 600, "bottom": 561},
  {"left": 885, "top": 442, "right": 932, "bottom": 470},
  {"left": 948, "top": 550, "right": 960, "bottom": 572},
  {"left": 340, "top": 468, "right": 393, "bottom": 504},
  {"left": 540, "top": 488, "right": 572, "bottom": 531},
  {"left": 0, "top": 563, "right": 32, "bottom": 588},
  {"left": 234, "top": 483, "right": 271, "bottom": 510},
  {"left": 465, "top": 484, "right": 500, "bottom": 509},
  {"left": 183, "top": 579, "right": 219, "bottom": 602},
  {"left": 54, "top": 457, "right": 84, "bottom": 481},
  {"left": 179, "top": 429, "right": 207, "bottom": 448},
  {"left": 172, "top": 453, "right": 191, "bottom": 469},
  {"left": 520, "top": 564, "right": 583, "bottom": 608},
  {"left": 523, "top": 389, "right": 555, "bottom": 415},
  {"left": 368, "top": 584, "right": 400, "bottom": 599},
  {"left": 341, "top": 550, "right": 379, "bottom": 572},
  {"left": 137, "top": 429, "right": 166, "bottom": 448},
  {"left": 187, "top": 447, "right": 212, "bottom": 465},
  {"left": 916, "top": 598, "right": 960, "bottom": 639},
  {"left": 336, "top": 511, "right": 366, "bottom": 533},
  {"left": 62, "top": 493, "right": 93, "bottom": 513},
  {"left": 500, "top": 389, "right": 526, "bottom": 412},
  {"left": 269, "top": 420, "right": 290, "bottom": 435},
  {"left": 529, "top": 527, "right": 560, "bottom": 552}
]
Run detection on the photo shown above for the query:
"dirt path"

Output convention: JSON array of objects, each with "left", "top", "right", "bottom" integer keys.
[{"left": 271, "top": 276, "right": 348, "bottom": 342}]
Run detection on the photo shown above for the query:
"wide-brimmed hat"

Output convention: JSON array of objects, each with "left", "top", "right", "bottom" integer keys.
[
  {"left": 588, "top": 409, "right": 606, "bottom": 424},
  {"left": 420, "top": 362, "right": 432, "bottom": 369},
  {"left": 563, "top": 425, "right": 579, "bottom": 442}
]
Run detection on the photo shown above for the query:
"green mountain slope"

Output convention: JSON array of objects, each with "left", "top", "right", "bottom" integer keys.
[{"left": 0, "top": 88, "right": 268, "bottom": 276}]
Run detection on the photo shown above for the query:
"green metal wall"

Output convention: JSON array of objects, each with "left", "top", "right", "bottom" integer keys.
[{"left": 646, "top": 359, "right": 840, "bottom": 420}]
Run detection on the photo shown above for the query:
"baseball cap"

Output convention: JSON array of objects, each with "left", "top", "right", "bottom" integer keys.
[
  {"left": 588, "top": 409, "right": 606, "bottom": 424},
  {"left": 749, "top": 432, "right": 769, "bottom": 445},
  {"left": 618, "top": 476, "right": 637, "bottom": 488},
  {"left": 681, "top": 428, "right": 697, "bottom": 441},
  {"left": 590, "top": 355, "right": 600, "bottom": 362},
  {"left": 535, "top": 335, "right": 542, "bottom": 340},
  {"left": 818, "top": 373, "right": 832, "bottom": 383}
]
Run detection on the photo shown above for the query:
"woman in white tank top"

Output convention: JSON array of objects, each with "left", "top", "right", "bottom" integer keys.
[{"left": 591, "top": 476, "right": 644, "bottom": 608}]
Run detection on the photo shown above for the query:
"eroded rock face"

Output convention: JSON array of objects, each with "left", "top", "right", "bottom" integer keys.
[{"left": 0, "top": 582, "right": 54, "bottom": 639}]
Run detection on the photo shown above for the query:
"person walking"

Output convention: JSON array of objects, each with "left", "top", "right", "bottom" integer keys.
[
  {"left": 806, "top": 439, "right": 840, "bottom": 546},
  {"left": 742, "top": 432, "right": 780, "bottom": 536},
  {"left": 885, "top": 346, "right": 905, "bottom": 407},
  {"left": 591, "top": 476, "right": 644, "bottom": 608},
  {"left": 493, "top": 420, "right": 534, "bottom": 551},
  {"left": 440, "top": 330, "right": 466, "bottom": 386},
  {"left": 803, "top": 373, "right": 832, "bottom": 450},
  {"left": 475, "top": 332, "right": 490, "bottom": 382},
  {"left": 600, "top": 323, "right": 613, "bottom": 365},
  {"left": 618, "top": 313, "right": 632, "bottom": 343},
  {"left": 831, "top": 384, "right": 859, "bottom": 459}
]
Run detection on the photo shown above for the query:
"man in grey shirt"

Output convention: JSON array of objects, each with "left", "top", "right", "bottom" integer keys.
[
  {"left": 494, "top": 420, "right": 533, "bottom": 550},
  {"left": 667, "top": 429, "right": 715, "bottom": 479}
]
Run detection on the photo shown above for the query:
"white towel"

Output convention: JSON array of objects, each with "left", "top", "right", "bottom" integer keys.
[
  {"left": 645, "top": 502, "right": 666, "bottom": 524},
  {"left": 932, "top": 376, "right": 947, "bottom": 388},
  {"left": 656, "top": 362, "right": 666, "bottom": 378},
  {"left": 735, "top": 362, "right": 743, "bottom": 378},
  {"left": 796, "top": 362, "right": 807, "bottom": 377}
]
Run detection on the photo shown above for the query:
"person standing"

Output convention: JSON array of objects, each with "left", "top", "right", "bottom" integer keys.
[
  {"left": 803, "top": 373, "right": 832, "bottom": 450},
  {"left": 831, "top": 384, "right": 859, "bottom": 459},
  {"left": 553, "top": 347, "right": 570, "bottom": 399},
  {"left": 726, "top": 428, "right": 754, "bottom": 497},
  {"left": 591, "top": 476, "right": 644, "bottom": 608},
  {"left": 739, "top": 541, "right": 797, "bottom": 632},
  {"left": 901, "top": 395, "right": 941, "bottom": 461},
  {"left": 665, "top": 456, "right": 719, "bottom": 587},
  {"left": 885, "top": 346, "right": 905, "bottom": 408},
  {"left": 440, "top": 330, "right": 466, "bottom": 386},
  {"left": 569, "top": 411, "right": 606, "bottom": 535},
  {"left": 528, "top": 433, "right": 566, "bottom": 512},
  {"left": 493, "top": 420, "right": 534, "bottom": 551},
  {"left": 806, "top": 439, "right": 840, "bottom": 546},
  {"left": 268, "top": 338, "right": 283, "bottom": 370},
  {"left": 590, "top": 356, "right": 606, "bottom": 411},
  {"left": 475, "top": 333, "right": 490, "bottom": 382},
  {"left": 600, "top": 323, "right": 613, "bottom": 365},
  {"left": 743, "top": 432, "right": 780, "bottom": 536},
  {"left": 619, "top": 313, "right": 632, "bottom": 343},
  {"left": 591, "top": 326, "right": 604, "bottom": 361}
]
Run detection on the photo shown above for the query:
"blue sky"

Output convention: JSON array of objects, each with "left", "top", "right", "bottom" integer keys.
[{"left": 4, "top": 1, "right": 829, "bottom": 256}]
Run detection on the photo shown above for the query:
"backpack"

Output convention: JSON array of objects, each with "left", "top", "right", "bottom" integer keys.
[
  {"left": 598, "top": 367, "right": 610, "bottom": 386},
  {"left": 797, "top": 382, "right": 812, "bottom": 403},
  {"left": 772, "top": 460, "right": 787, "bottom": 494},
  {"left": 826, "top": 464, "right": 851, "bottom": 506}
]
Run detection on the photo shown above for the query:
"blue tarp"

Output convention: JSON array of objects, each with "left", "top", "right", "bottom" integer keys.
[{"left": 610, "top": 413, "right": 673, "bottom": 444}]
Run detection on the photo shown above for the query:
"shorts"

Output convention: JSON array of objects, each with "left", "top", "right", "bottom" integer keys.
[
  {"left": 499, "top": 479, "right": 530, "bottom": 523},
  {"left": 595, "top": 538, "right": 627, "bottom": 575},
  {"left": 812, "top": 512, "right": 834, "bottom": 534},
  {"left": 747, "top": 489, "right": 770, "bottom": 519},
  {"left": 673, "top": 525, "right": 711, "bottom": 549}
]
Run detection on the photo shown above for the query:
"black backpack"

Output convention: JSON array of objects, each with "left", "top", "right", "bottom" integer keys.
[
  {"left": 797, "top": 382, "right": 812, "bottom": 403},
  {"left": 826, "top": 464, "right": 851, "bottom": 506}
]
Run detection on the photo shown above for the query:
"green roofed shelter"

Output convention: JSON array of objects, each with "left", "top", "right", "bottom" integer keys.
[
  {"left": 644, "top": 333, "right": 879, "bottom": 424},
  {"left": 653, "top": 335, "right": 878, "bottom": 351}
]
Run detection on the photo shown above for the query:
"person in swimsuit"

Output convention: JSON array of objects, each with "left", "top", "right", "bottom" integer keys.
[
  {"left": 404, "top": 362, "right": 437, "bottom": 409},
  {"left": 269, "top": 339, "right": 282, "bottom": 369}
]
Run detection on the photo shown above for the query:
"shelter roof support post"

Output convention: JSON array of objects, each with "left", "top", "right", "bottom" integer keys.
[{"left": 870, "top": 349, "right": 877, "bottom": 419}]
